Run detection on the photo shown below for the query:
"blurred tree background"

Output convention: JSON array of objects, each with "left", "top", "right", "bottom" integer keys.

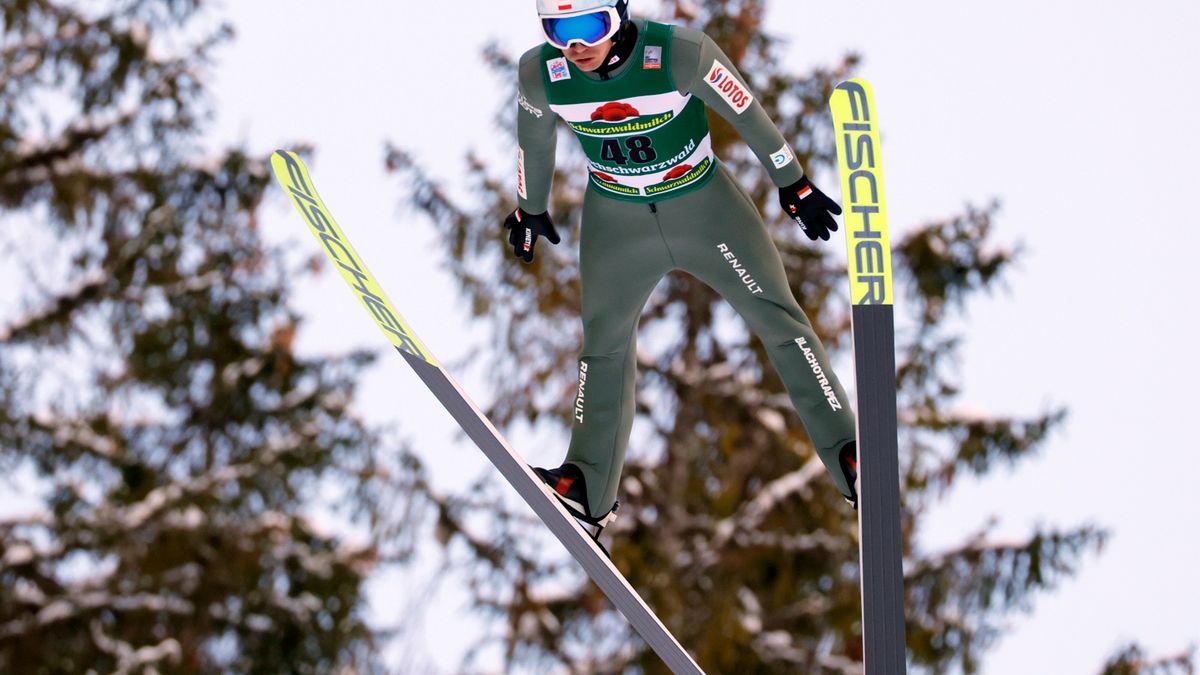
[
  {"left": 387, "top": 0, "right": 1193, "bottom": 674},
  {"left": 0, "top": 1, "right": 428, "bottom": 672},
  {"left": 1, "top": 0, "right": 1194, "bottom": 674}
]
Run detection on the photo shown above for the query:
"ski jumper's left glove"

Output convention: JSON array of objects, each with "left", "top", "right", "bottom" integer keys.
[
  {"left": 779, "top": 176, "right": 842, "bottom": 241},
  {"left": 503, "top": 208, "right": 561, "bottom": 264}
]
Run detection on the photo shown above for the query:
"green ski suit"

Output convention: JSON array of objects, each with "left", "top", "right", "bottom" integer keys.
[{"left": 517, "top": 20, "right": 857, "bottom": 518}]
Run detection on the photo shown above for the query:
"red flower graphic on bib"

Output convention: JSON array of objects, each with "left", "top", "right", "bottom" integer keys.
[
  {"left": 591, "top": 102, "right": 641, "bottom": 122},
  {"left": 663, "top": 164, "right": 693, "bottom": 180}
]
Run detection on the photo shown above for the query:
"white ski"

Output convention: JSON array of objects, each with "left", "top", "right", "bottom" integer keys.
[{"left": 270, "top": 150, "right": 704, "bottom": 675}]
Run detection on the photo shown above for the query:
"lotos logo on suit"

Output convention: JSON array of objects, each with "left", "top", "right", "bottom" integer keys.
[{"left": 704, "top": 61, "right": 753, "bottom": 114}]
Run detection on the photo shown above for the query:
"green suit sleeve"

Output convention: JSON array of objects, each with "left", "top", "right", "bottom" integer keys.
[
  {"left": 670, "top": 27, "right": 804, "bottom": 188},
  {"left": 517, "top": 46, "right": 558, "bottom": 215}
]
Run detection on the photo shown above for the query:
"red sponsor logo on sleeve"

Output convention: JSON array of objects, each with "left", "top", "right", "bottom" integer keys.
[{"left": 705, "top": 62, "right": 754, "bottom": 114}]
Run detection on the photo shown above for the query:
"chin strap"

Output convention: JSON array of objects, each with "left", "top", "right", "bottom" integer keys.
[{"left": 595, "top": 20, "right": 638, "bottom": 80}]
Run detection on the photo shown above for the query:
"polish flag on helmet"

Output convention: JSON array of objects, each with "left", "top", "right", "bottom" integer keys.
[{"left": 537, "top": 0, "right": 620, "bottom": 16}]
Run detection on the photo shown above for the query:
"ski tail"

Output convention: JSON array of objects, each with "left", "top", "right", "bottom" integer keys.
[{"left": 269, "top": 150, "right": 436, "bottom": 365}]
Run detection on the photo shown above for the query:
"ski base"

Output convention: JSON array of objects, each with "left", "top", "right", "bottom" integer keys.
[
  {"left": 831, "top": 79, "right": 909, "bottom": 675},
  {"left": 270, "top": 150, "right": 703, "bottom": 674}
]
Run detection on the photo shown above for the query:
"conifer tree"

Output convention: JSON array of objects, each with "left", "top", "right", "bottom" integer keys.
[{"left": 0, "top": 2, "right": 422, "bottom": 671}]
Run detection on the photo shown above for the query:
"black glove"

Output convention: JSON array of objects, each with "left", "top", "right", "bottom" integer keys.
[
  {"left": 778, "top": 176, "right": 842, "bottom": 241},
  {"left": 503, "top": 208, "right": 561, "bottom": 264}
]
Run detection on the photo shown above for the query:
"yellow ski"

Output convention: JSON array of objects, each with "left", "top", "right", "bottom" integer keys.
[
  {"left": 830, "top": 80, "right": 908, "bottom": 675},
  {"left": 269, "top": 150, "right": 704, "bottom": 675},
  {"left": 270, "top": 150, "right": 435, "bottom": 364}
]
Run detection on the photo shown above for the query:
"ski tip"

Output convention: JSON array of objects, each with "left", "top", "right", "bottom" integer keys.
[
  {"left": 267, "top": 148, "right": 438, "bottom": 367},
  {"left": 270, "top": 149, "right": 303, "bottom": 171},
  {"left": 830, "top": 78, "right": 877, "bottom": 117},
  {"left": 829, "top": 76, "right": 892, "bottom": 308},
  {"left": 834, "top": 77, "right": 872, "bottom": 91}
]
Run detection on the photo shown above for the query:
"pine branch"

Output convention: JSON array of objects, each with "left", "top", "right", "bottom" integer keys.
[
  {"left": 709, "top": 455, "right": 826, "bottom": 552},
  {"left": 1100, "top": 642, "right": 1196, "bottom": 675},
  {"left": 906, "top": 524, "right": 1108, "bottom": 672},
  {"left": 88, "top": 621, "right": 182, "bottom": 675}
]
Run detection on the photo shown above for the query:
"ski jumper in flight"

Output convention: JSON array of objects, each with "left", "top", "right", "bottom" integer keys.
[{"left": 506, "top": 0, "right": 859, "bottom": 533}]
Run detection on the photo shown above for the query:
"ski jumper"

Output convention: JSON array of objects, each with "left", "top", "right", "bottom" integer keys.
[{"left": 517, "top": 21, "right": 857, "bottom": 517}]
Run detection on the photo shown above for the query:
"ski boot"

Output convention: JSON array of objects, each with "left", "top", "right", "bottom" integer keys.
[
  {"left": 839, "top": 441, "right": 860, "bottom": 510},
  {"left": 533, "top": 463, "right": 618, "bottom": 556}
]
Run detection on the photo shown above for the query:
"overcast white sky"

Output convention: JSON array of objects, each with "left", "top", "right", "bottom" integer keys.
[{"left": 201, "top": 0, "right": 1200, "bottom": 672}]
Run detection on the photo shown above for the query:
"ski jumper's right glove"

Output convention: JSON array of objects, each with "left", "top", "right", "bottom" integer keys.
[
  {"left": 503, "top": 208, "right": 561, "bottom": 264},
  {"left": 778, "top": 176, "right": 842, "bottom": 241}
]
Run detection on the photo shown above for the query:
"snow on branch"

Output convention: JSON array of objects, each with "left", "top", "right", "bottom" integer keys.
[
  {"left": 0, "top": 511, "right": 54, "bottom": 530},
  {"left": 29, "top": 410, "right": 118, "bottom": 459},
  {"left": 265, "top": 590, "right": 323, "bottom": 626},
  {"left": 0, "top": 539, "right": 63, "bottom": 569},
  {"left": 709, "top": 455, "right": 827, "bottom": 554},
  {"left": 115, "top": 462, "right": 257, "bottom": 530},
  {"left": 905, "top": 523, "right": 1106, "bottom": 620},
  {"left": 732, "top": 529, "right": 843, "bottom": 554},
  {"left": 87, "top": 432, "right": 308, "bottom": 532},
  {"left": 641, "top": 351, "right": 771, "bottom": 407},
  {"left": 749, "top": 629, "right": 861, "bottom": 674},
  {"left": 0, "top": 191, "right": 178, "bottom": 344},
  {"left": 0, "top": 270, "right": 108, "bottom": 343},
  {"left": 90, "top": 619, "right": 182, "bottom": 675},
  {"left": 121, "top": 268, "right": 227, "bottom": 306},
  {"left": 0, "top": 591, "right": 193, "bottom": 639},
  {"left": 0, "top": 108, "right": 140, "bottom": 190}
]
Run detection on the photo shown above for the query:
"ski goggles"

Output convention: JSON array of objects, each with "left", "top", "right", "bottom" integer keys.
[{"left": 541, "top": 7, "right": 622, "bottom": 49}]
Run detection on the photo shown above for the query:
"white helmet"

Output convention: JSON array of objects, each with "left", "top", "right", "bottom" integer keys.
[{"left": 536, "top": 0, "right": 626, "bottom": 18}]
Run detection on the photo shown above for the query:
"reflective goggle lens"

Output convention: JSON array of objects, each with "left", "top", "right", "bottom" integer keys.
[{"left": 542, "top": 11, "right": 615, "bottom": 48}]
